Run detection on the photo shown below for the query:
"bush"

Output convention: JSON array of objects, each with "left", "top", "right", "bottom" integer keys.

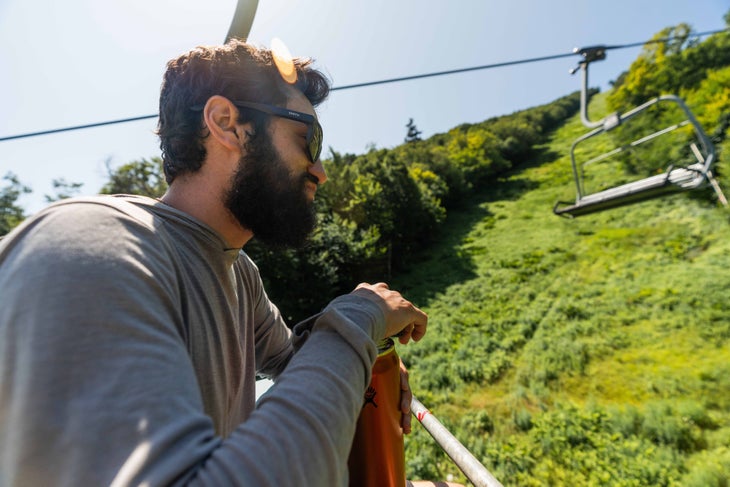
[{"left": 682, "top": 447, "right": 730, "bottom": 487}]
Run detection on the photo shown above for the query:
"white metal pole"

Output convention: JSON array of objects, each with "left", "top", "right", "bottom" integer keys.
[{"left": 411, "top": 397, "right": 503, "bottom": 487}]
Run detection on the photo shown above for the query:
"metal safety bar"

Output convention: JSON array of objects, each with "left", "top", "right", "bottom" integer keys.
[{"left": 411, "top": 396, "right": 503, "bottom": 487}]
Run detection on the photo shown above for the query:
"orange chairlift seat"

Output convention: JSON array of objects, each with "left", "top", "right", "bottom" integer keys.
[{"left": 553, "top": 46, "right": 727, "bottom": 217}]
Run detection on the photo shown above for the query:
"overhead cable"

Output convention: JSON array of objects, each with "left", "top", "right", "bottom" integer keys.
[{"left": 1, "top": 27, "right": 727, "bottom": 143}]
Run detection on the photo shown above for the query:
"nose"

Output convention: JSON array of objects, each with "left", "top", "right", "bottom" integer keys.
[{"left": 308, "top": 159, "right": 328, "bottom": 185}]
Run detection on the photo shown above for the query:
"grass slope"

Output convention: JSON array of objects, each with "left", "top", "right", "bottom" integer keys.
[{"left": 395, "top": 92, "right": 730, "bottom": 486}]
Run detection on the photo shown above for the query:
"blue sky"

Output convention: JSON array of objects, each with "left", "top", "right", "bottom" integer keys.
[{"left": 1, "top": 0, "right": 727, "bottom": 213}]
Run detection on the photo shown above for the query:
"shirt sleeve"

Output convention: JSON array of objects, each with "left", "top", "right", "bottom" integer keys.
[
  {"left": 0, "top": 201, "right": 386, "bottom": 487},
  {"left": 235, "top": 253, "right": 295, "bottom": 380}
]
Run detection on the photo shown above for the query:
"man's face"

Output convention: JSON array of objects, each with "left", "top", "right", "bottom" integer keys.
[
  {"left": 224, "top": 130, "right": 317, "bottom": 248},
  {"left": 223, "top": 93, "right": 325, "bottom": 248}
]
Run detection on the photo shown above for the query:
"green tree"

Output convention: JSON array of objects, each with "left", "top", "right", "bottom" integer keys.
[
  {"left": 405, "top": 118, "right": 423, "bottom": 143},
  {"left": 44, "top": 178, "right": 83, "bottom": 203},
  {"left": 100, "top": 157, "right": 167, "bottom": 197},
  {"left": 0, "top": 172, "right": 31, "bottom": 236},
  {"left": 608, "top": 24, "right": 730, "bottom": 112},
  {"left": 607, "top": 24, "right": 692, "bottom": 111},
  {"left": 446, "top": 126, "right": 510, "bottom": 185}
]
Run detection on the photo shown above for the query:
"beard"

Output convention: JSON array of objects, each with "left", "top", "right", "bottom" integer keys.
[{"left": 224, "top": 132, "right": 318, "bottom": 248}]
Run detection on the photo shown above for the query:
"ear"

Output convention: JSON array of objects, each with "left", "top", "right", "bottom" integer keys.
[{"left": 203, "top": 95, "right": 251, "bottom": 152}]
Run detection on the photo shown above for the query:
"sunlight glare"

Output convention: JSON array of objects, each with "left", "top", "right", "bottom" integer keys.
[{"left": 271, "top": 37, "right": 297, "bottom": 84}]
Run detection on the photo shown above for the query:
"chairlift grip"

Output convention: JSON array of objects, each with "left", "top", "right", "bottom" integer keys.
[{"left": 573, "top": 45, "right": 607, "bottom": 63}]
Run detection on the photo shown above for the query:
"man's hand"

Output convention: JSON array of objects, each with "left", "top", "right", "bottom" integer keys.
[
  {"left": 352, "top": 282, "right": 427, "bottom": 344},
  {"left": 351, "top": 283, "right": 423, "bottom": 434},
  {"left": 400, "top": 359, "right": 413, "bottom": 434}
]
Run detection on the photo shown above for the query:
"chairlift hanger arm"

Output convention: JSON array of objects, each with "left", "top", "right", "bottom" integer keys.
[
  {"left": 226, "top": 0, "right": 259, "bottom": 42},
  {"left": 569, "top": 45, "right": 615, "bottom": 129}
]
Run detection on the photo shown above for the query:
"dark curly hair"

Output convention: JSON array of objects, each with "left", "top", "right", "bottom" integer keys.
[{"left": 157, "top": 40, "right": 330, "bottom": 183}]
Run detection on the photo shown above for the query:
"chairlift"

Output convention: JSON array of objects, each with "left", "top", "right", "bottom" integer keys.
[{"left": 553, "top": 46, "right": 728, "bottom": 217}]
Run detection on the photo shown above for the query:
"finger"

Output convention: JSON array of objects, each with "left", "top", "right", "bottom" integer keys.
[
  {"left": 409, "top": 307, "right": 428, "bottom": 342},
  {"left": 396, "top": 323, "right": 413, "bottom": 344},
  {"left": 400, "top": 363, "right": 411, "bottom": 401},
  {"left": 400, "top": 365, "right": 412, "bottom": 434},
  {"left": 400, "top": 381, "right": 412, "bottom": 414},
  {"left": 402, "top": 410, "right": 412, "bottom": 434}
]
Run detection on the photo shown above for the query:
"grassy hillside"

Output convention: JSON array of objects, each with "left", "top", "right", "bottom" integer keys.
[{"left": 396, "top": 91, "right": 730, "bottom": 486}]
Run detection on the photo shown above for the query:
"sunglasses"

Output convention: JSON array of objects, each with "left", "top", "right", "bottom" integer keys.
[{"left": 232, "top": 100, "right": 323, "bottom": 163}]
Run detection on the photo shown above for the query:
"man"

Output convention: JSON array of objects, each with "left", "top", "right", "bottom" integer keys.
[{"left": 0, "top": 40, "right": 427, "bottom": 485}]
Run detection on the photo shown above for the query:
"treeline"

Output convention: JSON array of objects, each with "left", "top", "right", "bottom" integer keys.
[{"left": 246, "top": 92, "right": 582, "bottom": 322}]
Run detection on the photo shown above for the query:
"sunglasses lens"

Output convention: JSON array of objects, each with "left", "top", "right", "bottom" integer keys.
[{"left": 309, "top": 121, "right": 323, "bottom": 162}]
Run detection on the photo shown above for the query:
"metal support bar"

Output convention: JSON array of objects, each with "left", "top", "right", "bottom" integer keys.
[
  {"left": 411, "top": 396, "right": 503, "bottom": 487},
  {"left": 579, "top": 120, "right": 691, "bottom": 179},
  {"left": 576, "top": 62, "right": 603, "bottom": 129},
  {"left": 570, "top": 46, "right": 607, "bottom": 130},
  {"left": 225, "top": 0, "right": 259, "bottom": 42},
  {"left": 707, "top": 170, "right": 729, "bottom": 206}
]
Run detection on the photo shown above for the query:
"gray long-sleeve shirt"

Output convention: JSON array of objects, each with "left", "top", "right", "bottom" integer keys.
[{"left": 0, "top": 195, "right": 385, "bottom": 486}]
